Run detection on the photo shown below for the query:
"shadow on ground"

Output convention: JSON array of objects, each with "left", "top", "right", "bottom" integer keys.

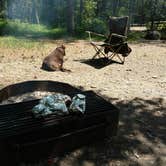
[
  {"left": 24, "top": 97, "right": 165, "bottom": 166},
  {"left": 77, "top": 58, "right": 123, "bottom": 69},
  {"left": 52, "top": 97, "right": 165, "bottom": 166}
]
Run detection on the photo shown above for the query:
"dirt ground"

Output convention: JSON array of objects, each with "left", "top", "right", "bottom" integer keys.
[{"left": 0, "top": 40, "right": 166, "bottom": 166}]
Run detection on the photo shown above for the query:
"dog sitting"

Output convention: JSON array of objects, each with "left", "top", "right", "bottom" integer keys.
[{"left": 41, "top": 45, "right": 67, "bottom": 71}]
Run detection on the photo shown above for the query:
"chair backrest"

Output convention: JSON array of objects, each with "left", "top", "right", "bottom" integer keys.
[{"left": 109, "top": 16, "right": 129, "bottom": 36}]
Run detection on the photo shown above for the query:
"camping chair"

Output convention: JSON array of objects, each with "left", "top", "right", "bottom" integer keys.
[{"left": 86, "top": 16, "right": 132, "bottom": 64}]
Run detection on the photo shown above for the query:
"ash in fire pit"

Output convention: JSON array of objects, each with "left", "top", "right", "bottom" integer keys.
[{"left": 0, "top": 91, "right": 57, "bottom": 105}]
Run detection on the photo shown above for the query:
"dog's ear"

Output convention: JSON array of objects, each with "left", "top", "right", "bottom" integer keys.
[{"left": 61, "top": 44, "right": 65, "bottom": 49}]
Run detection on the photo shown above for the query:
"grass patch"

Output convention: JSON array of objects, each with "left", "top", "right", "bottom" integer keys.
[
  {"left": 0, "top": 19, "right": 66, "bottom": 39},
  {"left": 0, "top": 19, "right": 68, "bottom": 48},
  {"left": 160, "top": 30, "right": 166, "bottom": 40},
  {"left": 128, "top": 31, "right": 146, "bottom": 41},
  {"left": 0, "top": 36, "right": 44, "bottom": 49}
]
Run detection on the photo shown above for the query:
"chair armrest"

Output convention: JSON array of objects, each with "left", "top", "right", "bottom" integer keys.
[
  {"left": 85, "top": 31, "right": 106, "bottom": 41},
  {"left": 111, "top": 33, "right": 127, "bottom": 39},
  {"left": 86, "top": 31, "right": 106, "bottom": 37}
]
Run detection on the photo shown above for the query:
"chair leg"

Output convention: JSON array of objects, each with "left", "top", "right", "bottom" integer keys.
[
  {"left": 90, "top": 43, "right": 126, "bottom": 64},
  {"left": 116, "top": 54, "right": 125, "bottom": 64},
  {"left": 107, "top": 45, "right": 126, "bottom": 64},
  {"left": 109, "top": 52, "right": 116, "bottom": 60},
  {"left": 93, "top": 50, "right": 100, "bottom": 59},
  {"left": 91, "top": 43, "right": 101, "bottom": 59},
  {"left": 123, "top": 56, "right": 125, "bottom": 63},
  {"left": 92, "top": 46, "right": 106, "bottom": 59}
]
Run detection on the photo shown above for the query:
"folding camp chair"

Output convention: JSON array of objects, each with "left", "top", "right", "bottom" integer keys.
[{"left": 86, "top": 16, "right": 132, "bottom": 64}]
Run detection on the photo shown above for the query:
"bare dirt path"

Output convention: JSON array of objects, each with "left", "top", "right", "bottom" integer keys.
[{"left": 0, "top": 40, "right": 166, "bottom": 166}]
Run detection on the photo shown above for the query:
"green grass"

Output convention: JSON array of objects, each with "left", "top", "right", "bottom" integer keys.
[
  {"left": 0, "top": 19, "right": 66, "bottom": 39},
  {"left": 0, "top": 36, "right": 45, "bottom": 49},
  {"left": 128, "top": 31, "right": 146, "bottom": 41},
  {"left": 0, "top": 19, "right": 68, "bottom": 48}
]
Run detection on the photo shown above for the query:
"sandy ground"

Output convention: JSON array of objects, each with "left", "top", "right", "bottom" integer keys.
[{"left": 0, "top": 40, "right": 166, "bottom": 166}]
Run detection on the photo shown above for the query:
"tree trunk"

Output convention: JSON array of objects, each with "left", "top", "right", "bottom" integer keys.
[
  {"left": 79, "top": 0, "right": 83, "bottom": 25},
  {"left": 80, "top": 0, "right": 83, "bottom": 16},
  {"left": 35, "top": 7, "right": 40, "bottom": 24},
  {"left": 66, "top": 0, "right": 75, "bottom": 35},
  {"left": 0, "top": 0, "right": 6, "bottom": 18},
  {"left": 112, "top": 0, "right": 119, "bottom": 16},
  {"left": 4, "top": 0, "right": 7, "bottom": 18},
  {"left": 150, "top": 0, "right": 158, "bottom": 31},
  {"left": 141, "top": 0, "right": 145, "bottom": 25},
  {"left": 128, "top": 0, "right": 135, "bottom": 31},
  {"left": 32, "top": 0, "right": 40, "bottom": 24},
  {"left": 96, "top": 0, "right": 108, "bottom": 17},
  {"left": 0, "top": 0, "right": 3, "bottom": 13}
]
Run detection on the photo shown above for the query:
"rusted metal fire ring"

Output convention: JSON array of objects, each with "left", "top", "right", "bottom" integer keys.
[{"left": 0, "top": 80, "right": 119, "bottom": 165}]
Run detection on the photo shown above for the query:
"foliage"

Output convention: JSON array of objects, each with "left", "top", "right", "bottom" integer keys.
[
  {"left": 82, "top": 0, "right": 97, "bottom": 29},
  {"left": 0, "top": 0, "right": 165, "bottom": 38},
  {"left": 118, "top": 7, "right": 128, "bottom": 16}
]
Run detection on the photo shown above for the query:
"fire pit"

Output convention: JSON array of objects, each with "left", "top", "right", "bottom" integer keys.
[{"left": 0, "top": 80, "right": 119, "bottom": 165}]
